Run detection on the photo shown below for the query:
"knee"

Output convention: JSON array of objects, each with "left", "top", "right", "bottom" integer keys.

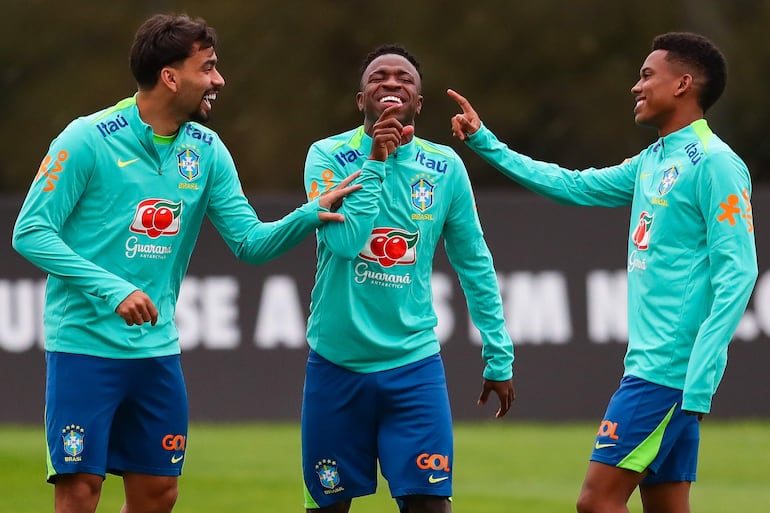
[
  {"left": 124, "top": 476, "right": 179, "bottom": 513},
  {"left": 401, "top": 495, "right": 451, "bottom": 513},
  {"left": 157, "top": 483, "right": 179, "bottom": 512},
  {"left": 148, "top": 480, "right": 178, "bottom": 513},
  {"left": 575, "top": 490, "right": 599, "bottom": 513},
  {"left": 54, "top": 473, "right": 103, "bottom": 511}
]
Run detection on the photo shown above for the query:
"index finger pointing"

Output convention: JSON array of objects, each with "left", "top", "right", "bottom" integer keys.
[
  {"left": 447, "top": 88, "right": 472, "bottom": 113},
  {"left": 377, "top": 103, "right": 403, "bottom": 122}
]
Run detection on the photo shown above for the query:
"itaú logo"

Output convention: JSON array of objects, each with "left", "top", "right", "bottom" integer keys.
[
  {"left": 358, "top": 227, "right": 419, "bottom": 268},
  {"left": 416, "top": 453, "right": 451, "bottom": 471}
]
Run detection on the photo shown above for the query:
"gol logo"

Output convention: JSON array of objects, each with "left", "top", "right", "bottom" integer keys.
[
  {"left": 161, "top": 434, "right": 186, "bottom": 451},
  {"left": 359, "top": 227, "right": 419, "bottom": 268},
  {"left": 416, "top": 453, "right": 451, "bottom": 472},
  {"left": 129, "top": 199, "right": 182, "bottom": 239},
  {"left": 597, "top": 420, "right": 620, "bottom": 440}
]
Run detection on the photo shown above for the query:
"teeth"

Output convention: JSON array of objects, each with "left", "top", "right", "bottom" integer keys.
[{"left": 379, "top": 96, "right": 402, "bottom": 104}]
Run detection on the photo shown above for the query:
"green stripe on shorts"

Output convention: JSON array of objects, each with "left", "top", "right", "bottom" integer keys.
[{"left": 618, "top": 404, "right": 677, "bottom": 472}]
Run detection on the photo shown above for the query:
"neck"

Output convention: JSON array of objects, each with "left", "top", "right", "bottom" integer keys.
[
  {"left": 136, "top": 90, "right": 182, "bottom": 136},
  {"left": 657, "top": 106, "right": 704, "bottom": 138}
]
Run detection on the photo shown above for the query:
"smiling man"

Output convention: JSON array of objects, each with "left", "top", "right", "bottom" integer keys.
[
  {"left": 300, "top": 44, "right": 514, "bottom": 513},
  {"left": 448, "top": 32, "right": 757, "bottom": 513},
  {"left": 12, "top": 13, "right": 359, "bottom": 513}
]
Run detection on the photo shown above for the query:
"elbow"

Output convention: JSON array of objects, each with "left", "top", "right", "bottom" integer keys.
[{"left": 11, "top": 226, "right": 33, "bottom": 258}]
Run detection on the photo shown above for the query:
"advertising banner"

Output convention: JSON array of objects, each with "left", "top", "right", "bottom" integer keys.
[{"left": 1, "top": 191, "right": 767, "bottom": 422}]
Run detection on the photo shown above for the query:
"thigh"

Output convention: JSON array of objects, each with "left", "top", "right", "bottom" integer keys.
[
  {"left": 54, "top": 473, "right": 104, "bottom": 513},
  {"left": 302, "top": 351, "right": 378, "bottom": 509},
  {"left": 45, "top": 352, "right": 126, "bottom": 482},
  {"left": 639, "top": 480, "right": 692, "bottom": 513},
  {"left": 577, "top": 460, "right": 645, "bottom": 512},
  {"left": 399, "top": 495, "right": 452, "bottom": 513},
  {"left": 378, "top": 354, "right": 453, "bottom": 500},
  {"left": 108, "top": 355, "right": 188, "bottom": 476},
  {"left": 123, "top": 472, "right": 179, "bottom": 513}
]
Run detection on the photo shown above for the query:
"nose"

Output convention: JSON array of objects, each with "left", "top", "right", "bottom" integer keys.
[
  {"left": 212, "top": 68, "right": 225, "bottom": 88},
  {"left": 630, "top": 79, "right": 642, "bottom": 94},
  {"left": 382, "top": 73, "right": 401, "bottom": 88}
]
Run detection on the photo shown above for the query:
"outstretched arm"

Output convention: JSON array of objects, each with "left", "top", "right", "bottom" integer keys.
[{"left": 446, "top": 88, "right": 636, "bottom": 207}]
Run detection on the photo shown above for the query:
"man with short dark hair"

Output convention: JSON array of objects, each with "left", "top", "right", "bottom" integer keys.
[
  {"left": 449, "top": 32, "right": 757, "bottom": 513},
  {"left": 300, "top": 44, "right": 514, "bottom": 513},
  {"left": 12, "top": 13, "right": 358, "bottom": 513}
]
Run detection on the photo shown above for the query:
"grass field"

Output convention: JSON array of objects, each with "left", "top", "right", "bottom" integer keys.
[{"left": 2, "top": 421, "right": 768, "bottom": 512}]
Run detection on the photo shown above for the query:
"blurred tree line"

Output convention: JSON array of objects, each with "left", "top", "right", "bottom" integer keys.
[{"left": 3, "top": 0, "right": 768, "bottom": 194}]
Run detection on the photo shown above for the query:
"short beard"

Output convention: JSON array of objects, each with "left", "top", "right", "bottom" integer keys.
[{"left": 189, "top": 108, "right": 209, "bottom": 124}]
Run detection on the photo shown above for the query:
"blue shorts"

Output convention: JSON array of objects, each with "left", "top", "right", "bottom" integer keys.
[
  {"left": 45, "top": 351, "right": 188, "bottom": 482},
  {"left": 301, "top": 351, "right": 453, "bottom": 509},
  {"left": 591, "top": 375, "right": 699, "bottom": 483}
]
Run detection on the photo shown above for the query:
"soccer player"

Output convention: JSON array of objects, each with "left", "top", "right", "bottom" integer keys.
[
  {"left": 448, "top": 32, "right": 757, "bottom": 513},
  {"left": 300, "top": 45, "right": 515, "bottom": 513},
  {"left": 12, "top": 13, "right": 359, "bottom": 513}
]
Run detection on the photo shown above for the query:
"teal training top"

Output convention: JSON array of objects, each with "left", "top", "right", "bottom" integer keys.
[
  {"left": 466, "top": 119, "right": 757, "bottom": 413},
  {"left": 13, "top": 96, "right": 324, "bottom": 359},
  {"left": 303, "top": 127, "right": 514, "bottom": 380}
]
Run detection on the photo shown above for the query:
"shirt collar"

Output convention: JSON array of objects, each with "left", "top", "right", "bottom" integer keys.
[{"left": 658, "top": 119, "right": 713, "bottom": 156}]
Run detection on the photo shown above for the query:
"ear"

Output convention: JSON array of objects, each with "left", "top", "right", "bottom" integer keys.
[
  {"left": 160, "top": 66, "right": 178, "bottom": 92},
  {"left": 415, "top": 94, "right": 424, "bottom": 116},
  {"left": 356, "top": 91, "right": 364, "bottom": 112},
  {"left": 674, "top": 74, "right": 693, "bottom": 98}
]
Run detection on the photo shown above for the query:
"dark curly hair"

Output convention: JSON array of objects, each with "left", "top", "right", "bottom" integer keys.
[
  {"left": 130, "top": 14, "right": 218, "bottom": 89},
  {"left": 359, "top": 44, "right": 422, "bottom": 81},
  {"left": 652, "top": 32, "right": 726, "bottom": 113}
]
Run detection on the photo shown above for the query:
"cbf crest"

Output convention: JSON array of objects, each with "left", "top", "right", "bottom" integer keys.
[
  {"left": 61, "top": 424, "right": 85, "bottom": 461},
  {"left": 658, "top": 166, "right": 679, "bottom": 195},
  {"left": 411, "top": 178, "right": 435, "bottom": 212},
  {"left": 315, "top": 459, "right": 341, "bottom": 490},
  {"left": 177, "top": 148, "right": 201, "bottom": 181}
]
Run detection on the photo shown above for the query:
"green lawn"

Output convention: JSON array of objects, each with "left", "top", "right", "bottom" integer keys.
[{"left": 2, "top": 421, "right": 768, "bottom": 512}]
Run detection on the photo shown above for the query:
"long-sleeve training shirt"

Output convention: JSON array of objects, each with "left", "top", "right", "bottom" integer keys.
[
  {"left": 304, "top": 127, "right": 513, "bottom": 381},
  {"left": 13, "top": 96, "right": 324, "bottom": 359},
  {"left": 465, "top": 119, "right": 757, "bottom": 413}
]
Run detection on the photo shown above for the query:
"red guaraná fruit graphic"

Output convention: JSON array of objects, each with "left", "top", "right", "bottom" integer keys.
[
  {"left": 130, "top": 199, "right": 183, "bottom": 238},
  {"left": 360, "top": 228, "right": 419, "bottom": 267}
]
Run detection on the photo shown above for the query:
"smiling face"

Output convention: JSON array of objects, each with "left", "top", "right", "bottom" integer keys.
[
  {"left": 169, "top": 43, "right": 225, "bottom": 124},
  {"left": 630, "top": 49, "right": 693, "bottom": 135},
  {"left": 357, "top": 53, "right": 423, "bottom": 133}
]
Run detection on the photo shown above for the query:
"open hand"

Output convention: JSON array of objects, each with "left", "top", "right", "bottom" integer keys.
[
  {"left": 447, "top": 88, "right": 482, "bottom": 141},
  {"left": 317, "top": 170, "right": 362, "bottom": 222}
]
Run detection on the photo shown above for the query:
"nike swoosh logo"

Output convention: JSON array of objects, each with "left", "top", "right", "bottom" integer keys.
[
  {"left": 117, "top": 158, "right": 140, "bottom": 168},
  {"left": 594, "top": 442, "right": 617, "bottom": 449},
  {"left": 428, "top": 475, "right": 449, "bottom": 484},
  {"left": 171, "top": 454, "right": 184, "bottom": 464}
]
